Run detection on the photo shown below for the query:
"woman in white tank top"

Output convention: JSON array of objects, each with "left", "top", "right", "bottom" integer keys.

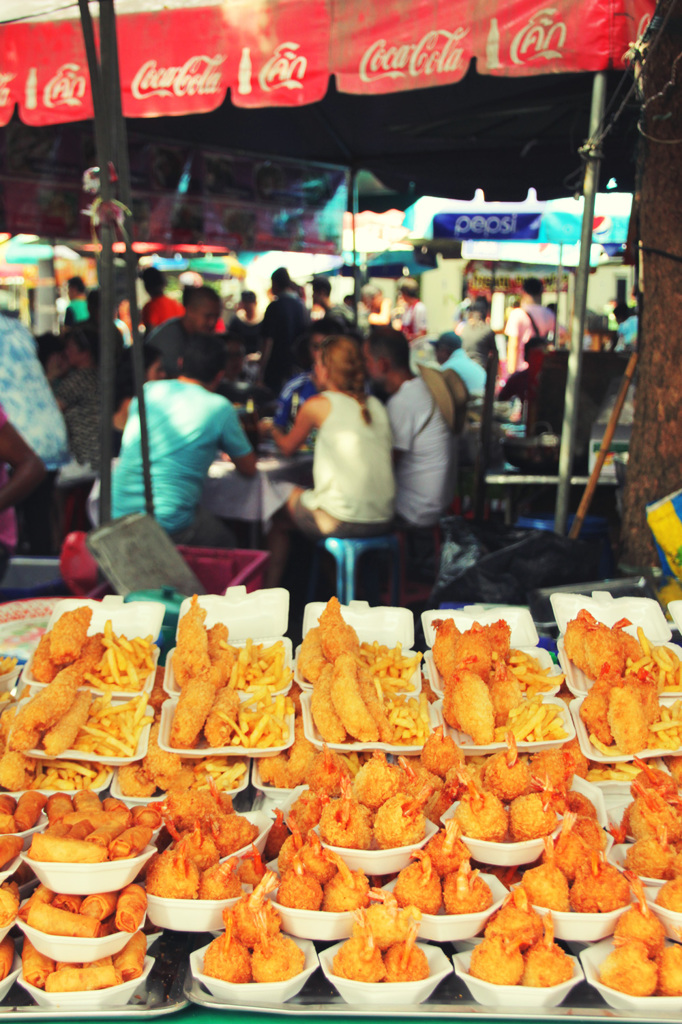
[{"left": 264, "top": 334, "right": 395, "bottom": 587}]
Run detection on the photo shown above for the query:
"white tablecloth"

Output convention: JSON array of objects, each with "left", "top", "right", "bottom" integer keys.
[{"left": 201, "top": 453, "right": 314, "bottom": 533}]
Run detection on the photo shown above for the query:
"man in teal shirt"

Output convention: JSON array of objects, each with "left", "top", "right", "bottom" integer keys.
[
  {"left": 432, "top": 332, "right": 487, "bottom": 397},
  {"left": 64, "top": 277, "right": 90, "bottom": 327},
  {"left": 113, "top": 334, "right": 257, "bottom": 546}
]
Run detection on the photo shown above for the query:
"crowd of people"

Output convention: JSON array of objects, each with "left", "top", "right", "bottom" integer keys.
[{"left": 0, "top": 264, "right": 636, "bottom": 591}]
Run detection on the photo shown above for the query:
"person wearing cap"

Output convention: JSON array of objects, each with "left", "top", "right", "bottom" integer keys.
[
  {"left": 432, "top": 332, "right": 487, "bottom": 397},
  {"left": 260, "top": 267, "right": 309, "bottom": 393}
]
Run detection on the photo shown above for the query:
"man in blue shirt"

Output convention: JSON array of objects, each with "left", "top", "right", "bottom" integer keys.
[
  {"left": 113, "top": 334, "right": 257, "bottom": 547},
  {"left": 432, "top": 332, "right": 487, "bottom": 397}
]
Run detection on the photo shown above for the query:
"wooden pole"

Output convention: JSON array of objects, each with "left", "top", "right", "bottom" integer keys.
[{"left": 568, "top": 350, "right": 638, "bottom": 539}]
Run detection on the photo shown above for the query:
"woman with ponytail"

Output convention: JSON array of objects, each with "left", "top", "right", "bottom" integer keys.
[{"left": 265, "top": 334, "right": 395, "bottom": 587}]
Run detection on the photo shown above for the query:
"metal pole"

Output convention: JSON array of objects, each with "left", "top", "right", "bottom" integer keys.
[
  {"left": 350, "top": 169, "right": 359, "bottom": 322},
  {"left": 554, "top": 71, "right": 607, "bottom": 535}
]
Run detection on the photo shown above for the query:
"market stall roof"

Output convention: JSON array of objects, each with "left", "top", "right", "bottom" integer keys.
[{"left": 0, "top": 0, "right": 653, "bottom": 201}]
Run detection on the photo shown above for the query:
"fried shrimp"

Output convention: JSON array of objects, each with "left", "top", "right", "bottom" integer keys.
[
  {"left": 454, "top": 771, "right": 507, "bottom": 842},
  {"left": 308, "top": 747, "right": 351, "bottom": 798},
  {"left": 521, "top": 914, "right": 573, "bottom": 988},
  {"left": 199, "top": 858, "right": 242, "bottom": 900},
  {"left": 203, "top": 910, "right": 252, "bottom": 984},
  {"left": 333, "top": 909, "right": 385, "bottom": 982},
  {"left": 508, "top": 789, "right": 557, "bottom": 843},
  {"left": 424, "top": 819, "right": 470, "bottom": 877},
  {"left": 521, "top": 837, "right": 570, "bottom": 912},
  {"left": 483, "top": 733, "right": 531, "bottom": 802},
  {"left": 394, "top": 851, "right": 442, "bottom": 915},
  {"left": 469, "top": 934, "right": 524, "bottom": 986},
  {"left": 252, "top": 910, "right": 305, "bottom": 983},
  {"left": 277, "top": 853, "right": 323, "bottom": 911},
  {"left": 352, "top": 751, "right": 403, "bottom": 810},
  {"left": 570, "top": 851, "right": 630, "bottom": 913},
  {"left": 231, "top": 871, "right": 281, "bottom": 948},
  {"left": 443, "top": 858, "right": 493, "bottom": 915},
  {"left": 614, "top": 873, "right": 665, "bottom": 957},
  {"left": 485, "top": 889, "right": 543, "bottom": 950},
  {"left": 365, "top": 891, "right": 416, "bottom": 949},
  {"left": 373, "top": 785, "right": 431, "bottom": 849},
  {"left": 552, "top": 812, "right": 590, "bottom": 882},
  {"left": 599, "top": 937, "right": 657, "bottom": 996},
  {"left": 321, "top": 852, "right": 369, "bottom": 913},
  {"left": 420, "top": 725, "right": 463, "bottom": 780},
  {"left": 146, "top": 846, "right": 200, "bottom": 899},
  {"left": 488, "top": 658, "right": 523, "bottom": 727},
  {"left": 383, "top": 918, "right": 429, "bottom": 982},
  {"left": 318, "top": 777, "right": 372, "bottom": 850}
]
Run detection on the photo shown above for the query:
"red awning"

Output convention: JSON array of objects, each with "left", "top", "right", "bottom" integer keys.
[{"left": 0, "top": 0, "right": 655, "bottom": 127}]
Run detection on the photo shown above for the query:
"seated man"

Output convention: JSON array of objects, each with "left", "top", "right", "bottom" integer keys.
[
  {"left": 113, "top": 334, "right": 257, "bottom": 547},
  {"left": 365, "top": 327, "right": 457, "bottom": 529},
  {"left": 146, "top": 285, "right": 221, "bottom": 377},
  {"left": 432, "top": 332, "right": 487, "bottom": 397}
]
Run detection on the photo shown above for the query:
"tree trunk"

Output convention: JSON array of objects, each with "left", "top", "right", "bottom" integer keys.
[{"left": 621, "top": 0, "right": 682, "bottom": 567}]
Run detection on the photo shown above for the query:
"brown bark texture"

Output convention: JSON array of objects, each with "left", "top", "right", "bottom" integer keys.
[{"left": 621, "top": 0, "right": 682, "bottom": 567}]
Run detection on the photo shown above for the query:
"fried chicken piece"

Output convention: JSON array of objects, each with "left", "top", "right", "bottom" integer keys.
[
  {"left": 579, "top": 672, "right": 616, "bottom": 747},
  {"left": 298, "top": 627, "right": 329, "bottom": 685},
  {"left": 42, "top": 690, "right": 92, "bottom": 757},
  {"left": 206, "top": 623, "right": 233, "bottom": 691},
  {"left": 484, "top": 733, "right": 531, "bottom": 802},
  {"left": 318, "top": 597, "right": 360, "bottom": 663},
  {"left": 333, "top": 909, "right": 385, "bottom": 982},
  {"left": 395, "top": 851, "right": 442, "bottom": 915},
  {"left": 321, "top": 852, "right": 369, "bottom": 912},
  {"left": 564, "top": 610, "right": 637, "bottom": 680},
  {"left": 657, "top": 943, "right": 682, "bottom": 996},
  {"left": 49, "top": 607, "right": 93, "bottom": 666},
  {"left": 599, "top": 938, "right": 657, "bottom": 996},
  {"left": 570, "top": 852, "right": 630, "bottom": 913},
  {"left": 488, "top": 658, "right": 523, "bottom": 727},
  {"left": 285, "top": 718, "right": 317, "bottom": 787},
  {"left": 432, "top": 617, "right": 460, "bottom": 683},
  {"left": 352, "top": 751, "right": 403, "bottom": 811},
  {"left": 356, "top": 666, "right": 393, "bottom": 744},
  {"left": 146, "top": 846, "right": 200, "bottom": 899},
  {"left": 199, "top": 858, "right": 242, "bottom": 900},
  {"left": 614, "top": 873, "right": 665, "bottom": 957},
  {"left": 311, "top": 663, "right": 347, "bottom": 743},
  {"left": 522, "top": 914, "right": 573, "bottom": 987},
  {"left": 203, "top": 688, "right": 240, "bottom": 749},
  {"left": 383, "top": 919, "right": 429, "bottom": 982},
  {"left": 444, "top": 669, "right": 495, "bottom": 746},
  {"left": 231, "top": 872, "right": 281, "bottom": 948},
  {"left": 9, "top": 661, "right": 85, "bottom": 751},
  {"left": 173, "top": 596, "right": 211, "bottom": 690},
  {"left": 454, "top": 771, "right": 508, "bottom": 842},
  {"left": 203, "top": 911, "right": 251, "bottom": 983},
  {"left": 420, "top": 725, "right": 463, "bottom": 780},
  {"left": 469, "top": 933, "right": 524, "bottom": 986},
  {"left": 424, "top": 819, "right": 469, "bottom": 877},
  {"left": 608, "top": 685, "right": 649, "bottom": 755},
  {"left": 453, "top": 623, "right": 494, "bottom": 683},
  {"left": 142, "top": 722, "right": 191, "bottom": 792},
  {"left": 31, "top": 633, "right": 58, "bottom": 683},
  {"left": 170, "top": 671, "right": 215, "bottom": 749},
  {"left": 252, "top": 926, "right": 305, "bottom": 983},
  {"left": 485, "top": 889, "right": 543, "bottom": 949},
  {"left": 509, "top": 792, "right": 558, "bottom": 843},
  {"left": 443, "top": 858, "right": 492, "bottom": 915},
  {"left": 373, "top": 786, "right": 430, "bottom": 849},
  {"left": 655, "top": 875, "right": 682, "bottom": 912},
  {"left": 318, "top": 777, "right": 372, "bottom": 850},
  {"left": 521, "top": 837, "right": 570, "bottom": 912},
  {"left": 277, "top": 853, "right": 323, "bottom": 910},
  {"left": 330, "top": 654, "right": 378, "bottom": 744},
  {"left": 486, "top": 620, "right": 512, "bottom": 660}
]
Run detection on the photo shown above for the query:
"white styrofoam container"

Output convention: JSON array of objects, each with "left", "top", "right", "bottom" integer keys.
[
  {"left": 294, "top": 644, "right": 422, "bottom": 694},
  {"left": 319, "top": 940, "right": 452, "bottom": 1006},
  {"left": 314, "top": 820, "right": 438, "bottom": 875},
  {"left": 302, "top": 600, "right": 415, "bottom": 649},
  {"left": 440, "top": 803, "right": 561, "bottom": 867},
  {"left": 22, "top": 694, "right": 152, "bottom": 767},
  {"left": 270, "top": 900, "right": 354, "bottom": 942},
  {"left": 0, "top": 666, "right": 20, "bottom": 694},
  {"left": 190, "top": 937, "right": 317, "bottom": 1006},
  {"left": 424, "top": 646, "right": 561, "bottom": 699},
  {"left": 580, "top": 938, "right": 679, "bottom": 1011},
  {"left": 570, "top": 695, "right": 682, "bottom": 762},
  {"left": 421, "top": 605, "right": 539, "bottom": 650},
  {"left": 163, "top": 638, "right": 293, "bottom": 698},
  {"left": 22, "top": 845, "right": 156, "bottom": 895},
  {"left": 300, "top": 691, "right": 439, "bottom": 755},
  {"left": 147, "top": 892, "right": 244, "bottom": 933},
  {"left": 454, "top": 948, "right": 583, "bottom": 1008},
  {"left": 439, "top": 696, "right": 575, "bottom": 756},
  {"left": 559, "top": 637, "right": 682, "bottom": 697},
  {"left": 382, "top": 874, "right": 508, "bottom": 943},
  {"left": 0, "top": 955, "right": 20, "bottom": 1003},
  {"left": 524, "top": 898, "right": 630, "bottom": 942},
  {"left": 586, "top": 758, "right": 669, "bottom": 797},
  {"left": 667, "top": 600, "right": 682, "bottom": 637},
  {"left": 645, "top": 885, "right": 682, "bottom": 939},
  {"left": 16, "top": 916, "right": 146, "bottom": 962},
  {"left": 0, "top": 854, "right": 21, "bottom": 885},
  {"left": 157, "top": 697, "right": 295, "bottom": 758},
  {"left": 550, "top": 592, "right": 671, "bottom": 642},
  {"left": 175, "top": 587, "right": 290, "bottom": 643},
  {"left": 608, "top": 844, "right": 666, "bottom": 888},
  {"left": 18, "top": 955, "right": 154, "bottom": 1008}
]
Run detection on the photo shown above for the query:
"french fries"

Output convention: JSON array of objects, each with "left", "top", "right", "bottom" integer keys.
[
  {"left": 72, "top": 694, "right": 153, "bottom": 759},
  {"left": 384, "top": 692, "right": 430, "bottom": 745},
  {"left": 191, "top": 756, "right": 248, "bottom": 791},
  {"left": 82, "top": 621, "right": 156, "bottom": 693},
  {"left": 494, "top": 696, "right": 568, "bottom": 743},
  {"left": 212, "top": 693, "right": 294, "bottom": 749},
  {"left": 356, "top": 641, "right": 421, "bottom": 695},
  {"left": 29, "top": 759, "right": 111, "bottom": 791},
  {"left": 504, "top": 649, "right": 564, "bottom": 697},
  {"left": 586, "top": 761, "right": 648, "bottom": 782},
  {"left": 224, "top": 639, "right": 292, "bottom": 695},
  {"left": 337, "top": 751, "right": 371, "bottom": 777},
  {"left": 590, "top": 701, "right": 682, "bottom": 755},
  {"left": 626, "top": 628, "right": 682, "bottom": 692},
  {"left": 0, "top": 656, "right": 17, "bottom": 676}
]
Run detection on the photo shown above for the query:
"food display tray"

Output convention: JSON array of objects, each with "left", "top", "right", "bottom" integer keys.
[{"left": 0, "top": 930, "right": 190, "bottom": 1018}]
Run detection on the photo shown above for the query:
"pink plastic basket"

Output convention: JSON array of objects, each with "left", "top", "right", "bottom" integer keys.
[{"left": 175, "top": 546, "right": 270, "bottom": 594}]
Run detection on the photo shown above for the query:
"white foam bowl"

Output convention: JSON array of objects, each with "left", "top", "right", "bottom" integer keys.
[
  {"left": 529, "top": 900, "right": 631, "bottom": 942},
  {"left": 453, "top": 948, "right": 583, "bottom": 1008},
  {"left": 147, "top": 893, "right": 242, "bottom": 933},
  {"left": 0, "top": 955, "right": 20, "bottom": 1002},
  {"left": 270, "top": 899, "right": 354, "bottom": 942},
  {"left": 382, "top": 874, "right": 508, "bottom": 943},
  {"left": 16, "top": 917, "right": 147, "bottom": 962},
  {"left": 18, "top": 955, "right": 153, "bottom": 1008},
  {"left": 608, "top": 844, "right": 666, "bottom": 888},
  {"left": 0, "top": 922, "right": 15, "bottom": 946},
  {"left": 21, "top": 845, "right": 156, "bottom": 895},
  {"left": 0, "top": 853, "right": 21, "bottom": 885},
  {"left": 319, "top": 939, "right": 452, "bottom": 1006},
  {"left": 580, "top": 937, "right": 681, "bottom": 1010},
  {"left": 645, "top": 885, "right": 682, "bottom": 939},
  {"left": 315, "top": 819, "right": 438, "bottom": 876},
  {"left": 190, "top": 937, "right": 317, "bottom": 1006},
  {"left": 440, "top": 804, "right": 560, "bottom": 867}
]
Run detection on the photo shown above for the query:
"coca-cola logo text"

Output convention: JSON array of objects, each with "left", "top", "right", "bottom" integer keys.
[
  {"left": 359, "top": 29, "right": 468, "bottom": 83},
  {"left": 258, "top": 43, "right": 306, "bottom": 91},
  {"left": 0, "top": 73, "right": 13, "bottom": 107},
  {"left": 132, "top": 55, "right": 225, "bottom": 100},
  {"left": 510, "top": 8, "right": 566, "bottom": 65},
  {"left": 43, "top": 63, "right": 87, "bottom": 108}
]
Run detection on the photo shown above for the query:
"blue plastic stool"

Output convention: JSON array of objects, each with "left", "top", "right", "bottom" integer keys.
[{"left": 307, "top": 535, "right": 401, "bottom": 605}]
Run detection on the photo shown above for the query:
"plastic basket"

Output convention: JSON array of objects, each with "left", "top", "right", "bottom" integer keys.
[{"left": 175, "top": 546, "right": 270, "bottom": 595}]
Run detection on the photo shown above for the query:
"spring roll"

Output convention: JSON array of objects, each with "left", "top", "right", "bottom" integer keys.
[
  {"left": 72, "top": 791, "right": 102, "bottom": 813},
  {"left": 90, "top": 956, "right": 113, "bottom": 969},
  {"left": 45, "top": 793, "right": 73, "bottom": 823},
  {"left": 103, "top": 798, "right": 129, "bottom": 814},
  {"left": 44, "top": 823, "right": 70, "bottom": 838},
  {"left": 0, "top": 935, "right": 14, "bottom": 981},
  {"left": 66, "top": 821, "right": 95, "bottom": 841},
  {"left": 115, "top": 885, "right": 147, "bottom": 933},
  {"left": 113, "top": 931, "right": 146, "bottom": 981},
  {"left": 80, "top": 892, "right": 118, "bottom": 922},
  {"left": 51, "top": 894, "right": 82, "bottom": 914},
  {"left": 18, "top": 884, "right": 55, "bottom": 922},
  {"left": 45, "top": 964, "right": 119, "bottom": 992},
  {"left": 98, "top": 915, "right": 118, "bottom": 936},
  {"left": 0, "top": 813, "right": 15, "bottom": 833},
  {"left": 28, "top": 833, "right": 107, "bottom": 863},
  {"left": 22, "top": 937, "right": 54, "bottom": 989},
  {"left": 0, "top": 835, "right": 22, "bottom": 869},
  {"left": 0, "top": 883, "right": 19, "bottom": 928},
  {"left": 84, "top": 822, "right": 128, "bottom": 848},
  {"left": 27, "top": 902, "right": 100, "bottom": 938},
  {"left": 13, "top": 791, "right": 47, "bottom": 832},
  {"left": 55, "top": 961, "right": 81, "bottom": 971},
  {"left": 0, "top": 796, "right": 16, "bottom": 816},
  {"left": 131, "top": 805, "right": 162, "bottom": 830},
  {"left": 108, "top": 826, "right": 153, "bottom": 860}
]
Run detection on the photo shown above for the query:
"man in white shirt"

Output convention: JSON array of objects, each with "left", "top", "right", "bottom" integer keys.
[
  {"left": 504, "top": 277, "right": 556, "bottom": 375},
  {"left": 365, "top": 328, "right": 456, "bottom": 528}
]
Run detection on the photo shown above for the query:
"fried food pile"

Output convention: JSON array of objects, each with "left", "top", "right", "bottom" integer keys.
[
  {"left": 434, "top": 618, "right": 563, "bottom": 746},
  {"left": 20, "top": 881, "right": 146, "bottom": 937},
  {"left": 333, "top": 909, "right": 428, "bottom": 983},
  {"left": 306, "top": 598, "right": 425, "bottom": 746},
  {"left": 151, "top": 788, "right": 259, "bottom": 875},
  {"left": 598, "top": 887, "right": 682, "bottom": 998},
  {"left": 470, "top": 909, "right": 574, "bottom": 988}
]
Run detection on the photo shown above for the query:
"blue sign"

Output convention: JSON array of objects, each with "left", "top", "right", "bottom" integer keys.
[{"left": 433, "top": 211, "right": 542, "bottom": 241}]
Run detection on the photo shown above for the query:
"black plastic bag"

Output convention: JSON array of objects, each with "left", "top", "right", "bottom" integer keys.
[{"left": 429, "top": 517, "right": 603, "bottom": 607}]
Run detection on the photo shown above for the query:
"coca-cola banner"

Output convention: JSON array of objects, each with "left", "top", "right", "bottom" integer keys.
[{"left": 11, "top": 20, "right": 94, "bottom": 125}]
